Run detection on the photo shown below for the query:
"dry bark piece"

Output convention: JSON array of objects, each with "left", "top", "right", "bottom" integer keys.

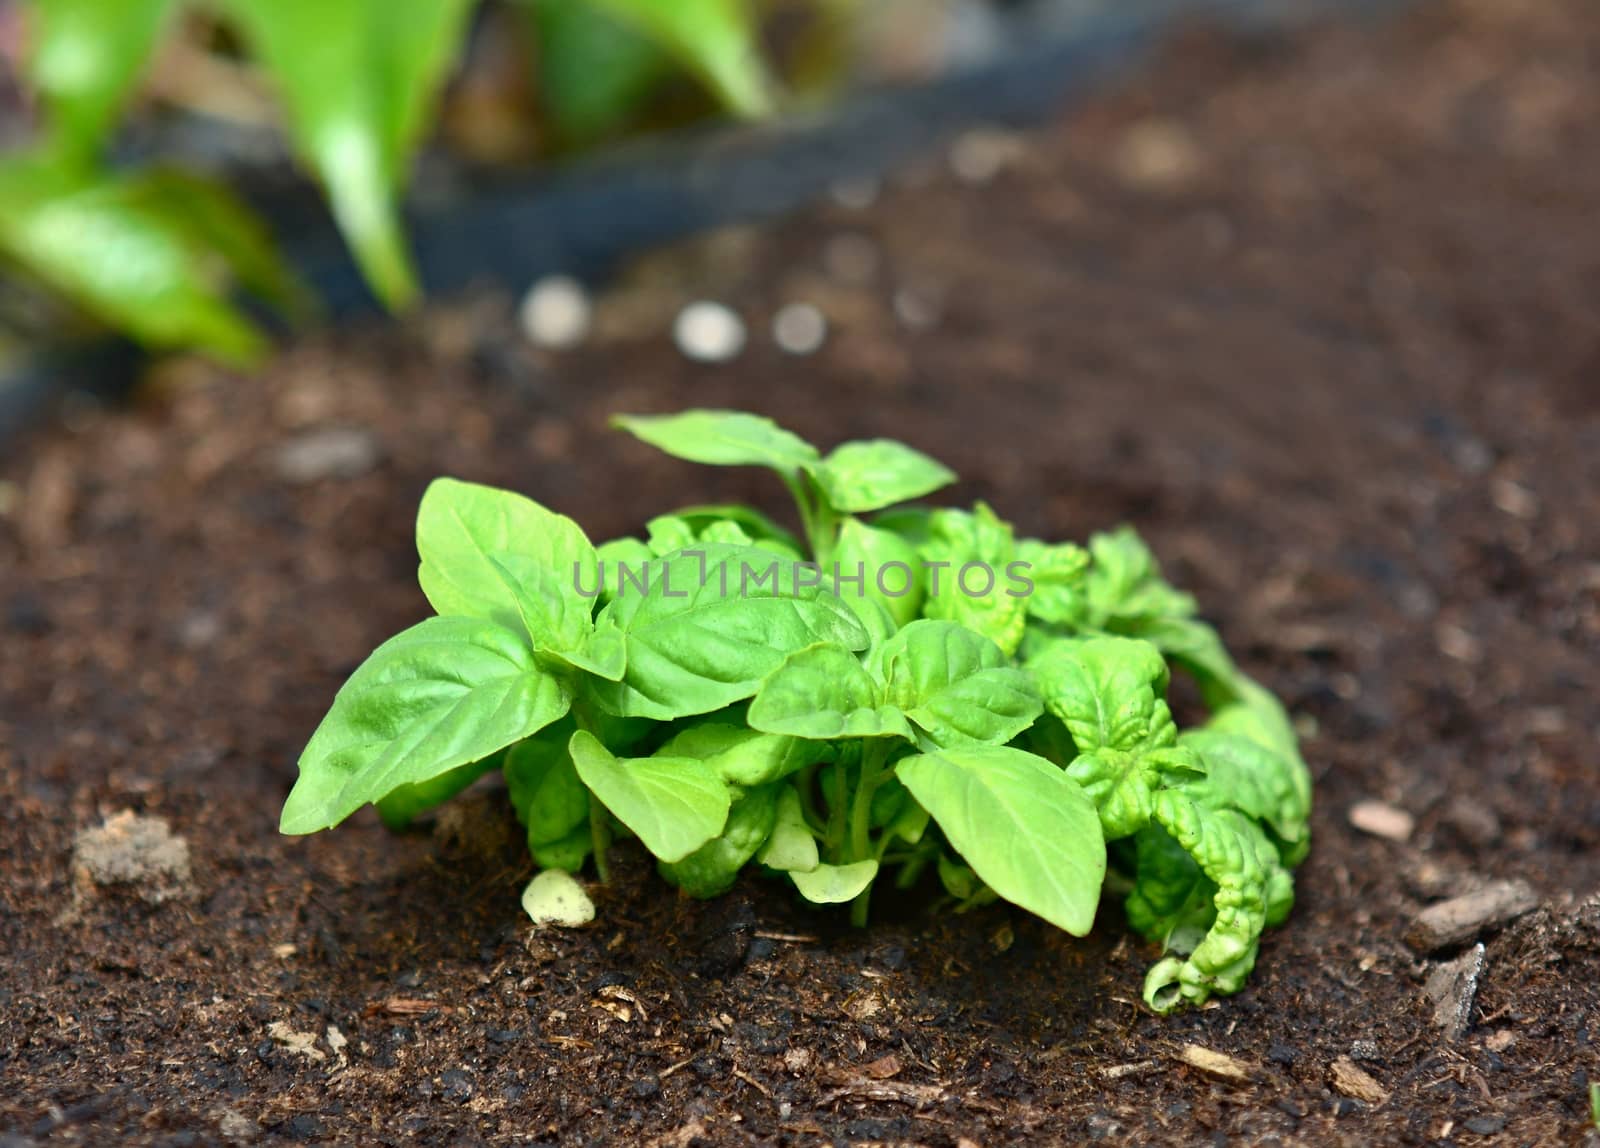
[
  {"left": 1406, "top": 880, "right": 1539, "bottom": 953},
  {"left": 861, "top": 1053, "right": 903, "bottom": 1080},
  {"left": 19, "top": 450, "right": 77, "bottom": 555},
  {"left": 1179, "top": 1045, "right": 1255, "bottom": 1084},
  {"left": 818, "top": 1063, "right": 944, "bottom": 1106},
  {"left": 817, "top": 1075, "right": 945, "bottom": 1107},
  {"left": 363, "top": 996, "right": 449, "bottom": 1019},
  {"left": 1423, "top": 943, "right": 1486, "bottom": 1042},
  {"left": 266, "top": 1022, "right": 326, "bottom": 1063},
  {"left": 1330, "top": 1057, "right": 1389, "bottom": 1105}
]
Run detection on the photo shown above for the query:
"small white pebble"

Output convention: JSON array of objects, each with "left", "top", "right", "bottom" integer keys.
[
  {"left": 1489, "top": 477, "right": 1538, "bottom": 519},
  {"left": 522, "top": 870, "right": 595, "bottom": 928},
  {"left": 829, "top": 176, "right": 881, "bottom": 210},
  {"left": 1115, "top": 117, "right": 1203, "bottom": 191},
  {"left": 673, "top": 301, "right": 746, "bottom": 363},
  {"left": 772, "top": 303, "right": 828, "bottom": 355},
  {"left": 1348, "top": 800, "right": 1415, "bottom": 843},
  {"left": 176, "top": 610, "right": 223, "bottom": 650},
  {"left": 822, "top": 233, "right": 880, "bottom": 285},
  {"left": 948, "top": 128, "right": 1023, "bottom": 185},
  {"left": 1525, "top": 707, "right": 1566, "bottom": 735},
  {"left": 1435, "top": 622, "right": 1482, "bottom": 664},
  {"left": 893, "top": 288, "right": 940, "bottom": 331},
  {"left": 519, "top": 275, "right": 592, "bottom": 350},
  {"left": 215, "top": 1108, "right": 256, "bottom": 1141},
  {"left": 272, "top": 427, "right": 381, "bottom": 484}
]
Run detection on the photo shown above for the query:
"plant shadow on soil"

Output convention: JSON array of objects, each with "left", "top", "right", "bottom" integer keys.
[{"left": 4, "top": 0, "right": 1600, "bottom": 1143}]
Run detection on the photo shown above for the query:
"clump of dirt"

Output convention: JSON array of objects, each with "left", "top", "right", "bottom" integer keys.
[
  {"left": 3, "top": 0, "right": 1599, "bottom": 1142},
  {"left": 71, "top": 810, "right": 195, "bottom": 905}
]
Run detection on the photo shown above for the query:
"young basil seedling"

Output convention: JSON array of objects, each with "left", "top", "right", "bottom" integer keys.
[{"left": 283, "top": 408, "right": 1313, "bottom": 1011}]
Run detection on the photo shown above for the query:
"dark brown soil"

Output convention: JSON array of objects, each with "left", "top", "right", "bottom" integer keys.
[{"left": 4, "top": 0, "right": 1599, "bottom": 1143}]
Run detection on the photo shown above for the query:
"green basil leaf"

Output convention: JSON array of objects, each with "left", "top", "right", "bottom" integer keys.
[
  {"left": 416, "top": 478, "right": 598, "bottom": 641},
  {"left": 283, "top": 617, "right": 571, "bottom": 833},
  {"left": 645, "top": 510, "right": 802, "bottom": 560},
  {"left": 748, "top": 643, "right": 913, "bottom": 741},
  {"left": 878, "top": 620, "right": 1041, "bottom": 748},
  {"left": 376, "top": 753, "right": 500, "bottom": 830},
  {"left": 487, "top": 554, "right": 604, "bottom": 660},
  {"left": 1211, "top": 678, "right": 1306, "bottom": 769},
  {"left": 1030, "top": 635, "right": 1175, "bottom": 754},
  {"left": 1124, "top": 615, "right": 1238, "bottom": 702},
  {"left": 870, "top": 506, "right": 933, "bottom": 548},
  {"left": 656, "top": 722, "right": 814, "bottom": 787},
  {"left": 585, "top": 543, "right": 868, "bottom": 720},
  {"left": 218, "top": 0, "right": 475, "bottom": 308},
  {"left": 546, "top": 613, "right": 627, "bottom": 681},
  {"left": 812, "top": 439, "right": 956, "bottom": 513},
  {"left": 697, "top": 519, "right": 760, "bottom": 547},
  {"left": 596, "top": 536, "right": 656, "bottom": 568},
  {"left": 853, "top": 598, "right": 902, "bottom": 661},
  {"left": 29, "top": 0, "right": 175, "bottom": 163},
  {"left": 1015, "top": 538, "right": 1090, "bottom": 626},
  {"left": 524, "top": 0, "right": 671, "bottom": 145},
  {"left": 919, "top": 503, "right": 1027, "bottom": 657},
  {"left": 568, "top": 730, "right": 731, "bottom": 863},
  {"left": 937, "top": 854, "right": 982, "bottom": 900},
  {"left": 576, "top": 0, "right": 774, "bottom": 118},
  {"left": 531, "top": 825, "right": 594, "bottom": 873},
  {"left": 885, "top": 791, "right": 932, "bottom": 847},
  {"left": 1065, "top": 744, "right": 1204, "bottom": 842},
  {"left": 672, "top": 504, "right": 803, "bottom": 554},
  {"left": 658, "top": 784, "right": 779, "bottom": 897},
  {"left": 505, "top": 721, "right": 590, "bottom": 848},
  {"left": 594, "top": 536, "right": 656, "bottom": 606},
  {"left": 612, "top": 410, "right": 819, "bottom": 474},
  {"left": 1142, "top": 793, "right": 1287, "bottom": 1011},
  {"left": 756, "top": 786, "right": 819, "bottom": 872},
  {"left": 1124, "top": 824, "right": 1215, "bottom": 954},
  {"left": 870, "top": 775, "right": 913, "bottom": 827},
  {"left": 1180, "top": 726, "right": 1309, "bottom": 858},
  {"left": 1082, "top": 526, "right": 1198, "bottom": 629},
  {"left": 832, "top": 516, "right": 923, "bottom": 629},
  {"left": 896, "top": 746, "right": 1106, "bottom": 935},
  {"left": 790, "top": 859, "right": 878, "bottom": 904},
  {"left": 645, "top": 514, "right": 701, "bottom": 556},
  {"left": 0, "top": 158, "right": 273, "bottom": 363}
]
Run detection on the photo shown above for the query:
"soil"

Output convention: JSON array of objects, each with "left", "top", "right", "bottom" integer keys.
[{"left": 3, "top": 0, "right": 1599, "bottom": 1143}]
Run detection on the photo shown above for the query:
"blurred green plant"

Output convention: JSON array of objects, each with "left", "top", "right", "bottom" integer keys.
[{"left": 1, "top": 0, "right": 780, "bottom": 362}]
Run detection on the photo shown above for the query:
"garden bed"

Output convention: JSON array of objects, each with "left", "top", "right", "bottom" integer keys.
[{"left": 3, "top": 0, "right": 1599, "bottom": 1142}]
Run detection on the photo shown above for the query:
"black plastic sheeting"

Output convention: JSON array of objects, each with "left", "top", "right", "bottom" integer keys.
[{"left": 0, "top": 0, "right": 1411, "bottom": 451}]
